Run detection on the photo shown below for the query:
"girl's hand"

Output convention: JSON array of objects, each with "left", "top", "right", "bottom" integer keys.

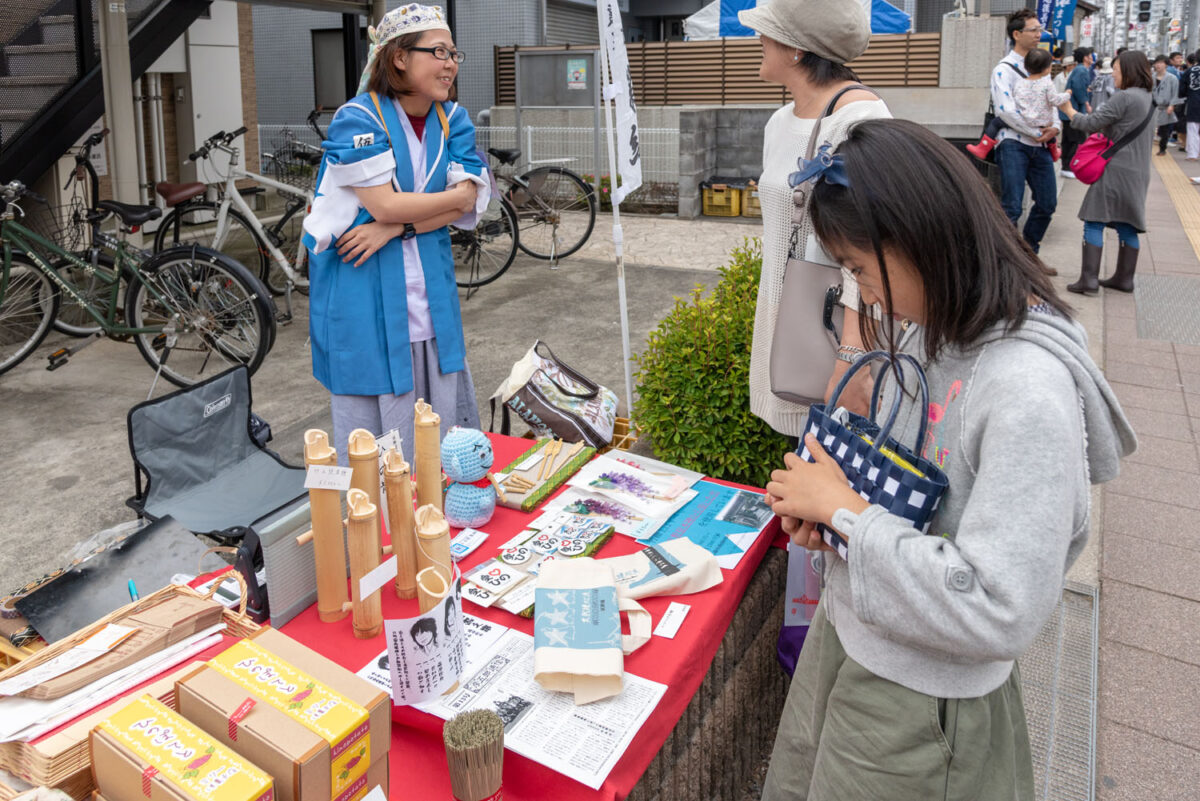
[
  {"left": 766, "top": 437, "right": 869, "bottom": 530},
  {"left": 825, "top": 359, "right": 872, "bottom": 416},
  {"left": 336, "top": 222, "right": 402, "bottom": 266},
  {"left": 452, "top": 180, "right": 477, "bottom": 213},
  {"left": 783, "top": 516, "right": 833, "bottom": 552}
]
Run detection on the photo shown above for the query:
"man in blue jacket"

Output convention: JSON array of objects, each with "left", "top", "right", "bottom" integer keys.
[{"left": 1061, "top": 47, "right": 1093, "bottom": 177}]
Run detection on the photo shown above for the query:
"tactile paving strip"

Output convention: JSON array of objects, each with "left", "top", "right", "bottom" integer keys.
[{"left": 1135, "top": 274, "right": 1200, "bottom": 345}]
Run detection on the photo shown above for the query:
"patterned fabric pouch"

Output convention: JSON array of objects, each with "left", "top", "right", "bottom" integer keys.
[
  {"left": 533, "top": 558, "right": 651, "bottom": 705},
  {"left": 798, "top": 351, "right": 950, "bottom": 559}
]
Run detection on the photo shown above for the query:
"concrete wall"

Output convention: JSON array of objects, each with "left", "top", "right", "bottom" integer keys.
[{"left": 939, "top": 15, "right": 1008, "bottom": 88}]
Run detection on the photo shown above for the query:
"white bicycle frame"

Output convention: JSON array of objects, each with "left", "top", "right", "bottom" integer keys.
[{"left": 195, "top": 141, "right": 312, "bottom": 289}]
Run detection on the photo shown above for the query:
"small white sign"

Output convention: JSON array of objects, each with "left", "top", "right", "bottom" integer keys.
[
  {"left": 495, "top": 576, "right": 536, "bottom": 614},
  {"left": 353, "top": 133, "right": 375, "bottom": 148},
  {"left": 305, "top": 464, "right": 354, "bottom": 491},
  {"left": 653, "top": 602, "right": 690, "bottom": 639},
  {"left": 376, "top": 429, "right": 402, "bottom": 523},
  {"left": 359, "top": 555, "right": 398, "bottom": 600},
  {"left": 462, "top": 581, "right": 499, "bottom": 607},
  {"left": 450, "top": 528, "right": 489, "bottom": 561},
  {"left": 464, "top": 561, "right": 525, "bottom": 596},
  {"left": 514, "top": 451, "right": 545, "bottom": 472}
]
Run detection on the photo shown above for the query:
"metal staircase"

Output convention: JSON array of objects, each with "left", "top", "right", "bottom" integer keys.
[{"left": 0, "top": 0, "right": 211, "bottom": 186}]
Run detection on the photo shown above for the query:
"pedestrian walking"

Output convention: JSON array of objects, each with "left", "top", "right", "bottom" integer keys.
[
  {"left": 760, "top": 118, "right": 1136, "bottom": 801},
  {"left": 1089, "top": 58, "right": 1117, "bottom": 110},
  {"left": 990, "top": 9, "right": 1059, "bottom": 258},
  {"left": 1058, "top": 50, "right": 1154, "bottom": 294},
  {"left": 1152, "top": 55, "right": 1179, "bottom": 155},
  {"left": 1062, "top": 48, "right": 1094, "bottom": 175},
  {"left": 1181, "top": 51, "right": 1200, "bottom": 161},
  {"left": 738, "top": 0, "right": 890, "bottom": 432}
]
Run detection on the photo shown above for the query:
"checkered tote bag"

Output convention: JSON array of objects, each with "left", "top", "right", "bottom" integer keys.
[{"left": 798, "top": 351, "right": 949, "bottom": 559}]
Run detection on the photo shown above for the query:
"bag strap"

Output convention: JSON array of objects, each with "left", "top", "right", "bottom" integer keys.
[
  {"left": 488, "top": 395, "right": 513, "bottom": 436},
  {"left": 533, "top": 341, "right": 600, "bottom": 398},
  {"left": 791, "top": 84, "right": 879, "bottom": 231},
  {"left": 435, "top": 102, "right": 451, "bottom": 140},
  {"left": 369, "top": 91, "right": 391, "bottom": 146},
  {"left": 1101, "top": 101, "right": 1157, "bottom": 159},
  {"left": 829, "top": 351, "right": 931, "bottom": 455},
  {"left": 987, "top": 62, "right": 1029, "bottom": 114}
]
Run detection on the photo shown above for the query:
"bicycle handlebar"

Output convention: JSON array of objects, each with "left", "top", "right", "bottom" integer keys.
[
  {"left": 1, "top": 180, "right": 45, "bottom": 205},
  {"left": 188, "top": 126, "right": 249, "bottom": 162}
]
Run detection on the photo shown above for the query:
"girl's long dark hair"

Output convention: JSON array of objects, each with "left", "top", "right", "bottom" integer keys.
[{"left": 809, "top": 119, "right": 1072, "bottom": 362}]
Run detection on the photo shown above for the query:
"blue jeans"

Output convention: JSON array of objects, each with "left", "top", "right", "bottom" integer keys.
[
  {"left": 996, "top": 139, "right": 1057, "bottom": 252},
  {"left": 1083, "top": 220, "right": 1139, "bottom": 249}
]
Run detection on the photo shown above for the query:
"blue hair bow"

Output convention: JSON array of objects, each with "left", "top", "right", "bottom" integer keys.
[{"left": 788, "top": 142, "right": 850, "bottom": 189}]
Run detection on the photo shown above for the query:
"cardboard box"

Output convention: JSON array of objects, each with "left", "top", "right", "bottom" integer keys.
[
  {"left": 90, "top": 695, "right": 273, "bottom": 801},
  {"left": 175, "top": 629, "right": 388, "bottom": 801}
]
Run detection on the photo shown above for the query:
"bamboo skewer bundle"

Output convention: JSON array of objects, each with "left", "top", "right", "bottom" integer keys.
[
  {"left": 443, "top": 710, "right": 505, "bottom": 801},
  {"left": 414, "top": 503, "right": 453, "bottom": 591},
  {"left": 347, "top": 428, "right": 383, "bottom": 561},
  {"left": 414, "top": 398, "right": 444, "bottom": 513},
  {"left": 303, "top": 429, "right": 349, "bottom": 622},
  {"left": 344, "top": 488, "right": 383, "bottom": 639},
  {"left": 383, "top": 449, "right": 418, "bottom": 600}
]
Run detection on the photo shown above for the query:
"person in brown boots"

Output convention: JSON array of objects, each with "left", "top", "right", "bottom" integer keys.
[{"left": 1058, "top": 50, "right": 1154, "bottom": 294}]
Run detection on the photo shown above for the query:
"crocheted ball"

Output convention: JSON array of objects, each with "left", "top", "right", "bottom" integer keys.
[{"left": 440, "top": 426, "right": 493, "bottom": 483}]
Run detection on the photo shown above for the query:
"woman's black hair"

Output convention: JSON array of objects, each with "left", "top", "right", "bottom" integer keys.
[
  {"left": 1024, "top": 48, "right": 1052, "bottom": 75},
  {"left": 1154, "top": 54, "right": 1169, "bottom": 65},
  {"left": 796, "top": 51, "right": 859, "bottom": 87},
  {"left": 808, "top": 119, "right": 1072, "bottom": 362},
  {"left": 1116, "top": 50, "right": 1153, "bottom": 91},
  {"left": 410, "top": 617, "right": 438, "bottom": 647},
  {"left": 443, "top": 595, "right": 457, "bottom": 636}
]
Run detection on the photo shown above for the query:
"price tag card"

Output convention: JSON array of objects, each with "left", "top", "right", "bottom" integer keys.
[
  {"left": 464, "top": 561, "right": 526, "bottom": 597},
  {"left": 450, "top": 528, "right": 489, "bottom": 561},
  {"left": 305, "top": 464, "right": 354, "bottom": 491},
  {"left": 359, "top": 556, "right": 398, "bottom": 599},
  {"left": 654, "top": 602, "right": 691, "bottom": 639},
  {"left": 497, "top": 528, "right": 537, "bottom": 551},
  {"left": 513, "top": 451, "right": 545, "bottom": 472},
  {"left": 496, "top": 577, "right": 537, "bottom": 614},
  {"left": 462, "top": 581, "right": 499, "bottom": 608}
]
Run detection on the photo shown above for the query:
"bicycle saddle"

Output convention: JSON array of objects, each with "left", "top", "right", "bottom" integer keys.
[
  {"left": 155, "top": 181, "right": 206, "bottom": 207},
  {"left": 98, "top": 200, "right": 162, "bottom": 225},
  {"left": 488, "top": 147, "right": 522, "bottom": 165}
]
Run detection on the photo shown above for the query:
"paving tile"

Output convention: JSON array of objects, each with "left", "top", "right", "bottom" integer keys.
[
  {"left": 1108, "top": 382, "right": 1188, "bottom": 415},
  {"left": 1104, "top": 360, "right": 1184, "bottom": 389},
  {"left": 1104, "top": 295, "right": 1137, "bottom": 318},
  {"left": 1100, "top": 579, "right": 1200, "bottom": 667},
  {"left": 1174, "top": 343, "right": 1200, "bottom": 358},
  {"left": 1121, "top": 406, "right": 1197, "bottom": 444},
  {"left": 1182, "top": 371, "right": 1200, "bottom": 394},
  {"left": 1098, "top": 641, "right": 1200, "bottom": 749},
  {"left": 1096, "top": 720, "right": 1200, "bottom": 801},
  {"left": 1175, "top": 351, "right": 1200, "bottom": 374},
  {"left": 1103, "top": 494, "right": 1200, "bottom": 552},
  {"left": 1121, "top": 432, "right": 1200, "bottom": 471},
  {"left": 1102, "top": 532, "right": 1200, "bottom": 601},
  {"left": 1103, "top": 459, "right": 1200, "bottom": 510},
  {"left": 1103, "top": 329, "right": 1176, "bottom": 354},
  {"left": 1106, "top": 345, "right": 1178, "bottom": 370}
]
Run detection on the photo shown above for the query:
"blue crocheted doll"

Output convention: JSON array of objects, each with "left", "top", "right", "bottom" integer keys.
[{"left": 441, "top": 427, "right": 505, "bottom": 528}]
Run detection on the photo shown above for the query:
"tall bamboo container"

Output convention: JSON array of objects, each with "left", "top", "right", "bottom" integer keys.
[
  {"left": 383, "top": 448, "right": 418, "bottom": 599},
  {"left": 413, "top": 399, "right": 443, "bottom": 513},
  {"left": 414, "top": 503, "right": 453, "bottom": 590},
  {"left": 345, "top": 488, "right": 383, "bottom": 639},
  {"left": 347, "top": 428, "right": 383, "bottom": 560},
  {"left": 303, "top": 429, "right": 349, "bottom": 622}
]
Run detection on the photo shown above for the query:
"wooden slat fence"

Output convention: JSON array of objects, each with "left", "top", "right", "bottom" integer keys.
[{"left": 495, "top": 33, "right": 941, "bottom": 106}]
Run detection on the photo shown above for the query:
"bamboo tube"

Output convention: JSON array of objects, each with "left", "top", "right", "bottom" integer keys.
[
  {"left": 304, "top": 429, "right": 349, "bottom": 623},
  {"left": 347, "top": 428, "right": 383, "bottom": 560},
  {"left": 414, "top": 398, "right": 443, "bottom": 513},
  {"left": 415, "top": 566, "right": 451, "bottom": 614},
  {"left": 414, "top": 503, "right": 453, "bottom": 590},
  {"left": 383, "top": 448, "right": 418, "bottom": 600},
  {"left": 344, "top": 488, "right": 383, "bottom": 639}
]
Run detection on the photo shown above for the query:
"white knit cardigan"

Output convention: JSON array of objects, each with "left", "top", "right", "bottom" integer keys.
[{"left": 749, "top": 99, "right": 892, "bottom": 437}]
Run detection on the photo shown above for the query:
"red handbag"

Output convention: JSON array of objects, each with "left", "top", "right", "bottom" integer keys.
[{"left": 1069, "top": 104, "right": 1155, "bottom": 184}]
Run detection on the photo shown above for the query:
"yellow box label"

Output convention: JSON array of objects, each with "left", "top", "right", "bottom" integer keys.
[
  {"left": 208, "top": 641, "right": 369, "bottom": 800},
  {"left": 98, "top": 696, "right": 274, "bottom": 801}
]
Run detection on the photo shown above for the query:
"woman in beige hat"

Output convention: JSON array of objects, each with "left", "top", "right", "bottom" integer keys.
[{"left": 739, "top": 0, "right": 890, "bottom": 435}]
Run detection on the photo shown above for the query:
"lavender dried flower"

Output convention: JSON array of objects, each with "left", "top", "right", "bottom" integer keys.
[
  {"left": 591, "top": 471, "right": 657, "bottom": 499},
  {"left": 564, "top": 497, "right": 641, "bottom": 522}
]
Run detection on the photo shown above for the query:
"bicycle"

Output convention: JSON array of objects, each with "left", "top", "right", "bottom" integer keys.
[
  {"left": 152, "top": 127, "right": 315, "bottom": 318},
  {"left": 0, "top": 181, "right": 275, "bottom": 388},
  {"left": 451, "top": 147, "right": 597, "bottom": 290}
]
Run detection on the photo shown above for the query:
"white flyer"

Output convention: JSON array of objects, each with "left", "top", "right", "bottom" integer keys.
[
  {"left": 359, "top": 613, "right": 507, "bottom": 699},
  {"left": 382, "top": 582, "right": 466, "bottom": 705},
  {"left": 361, "top": 616, "right": 665, "bottom": 790},
  {"left": 540, "top": 488, "right": 680, "bottom": 540},
  {"left": 568, "top": 455, "right": 692, "bottom": 518}
]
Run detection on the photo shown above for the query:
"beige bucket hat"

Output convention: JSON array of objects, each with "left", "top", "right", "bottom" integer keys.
[{"left": 738, "top": 0, "right": 871, "bottom": 65}]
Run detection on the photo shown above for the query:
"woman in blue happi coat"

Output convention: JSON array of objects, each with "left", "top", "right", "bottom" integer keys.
[{"left": 303, "top": 3, "right": 489, "bottom": 457}]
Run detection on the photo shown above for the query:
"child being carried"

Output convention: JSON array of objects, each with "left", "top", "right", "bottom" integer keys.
[{"left": 969, "top": 48, "right": 1070, "bottom": 162}]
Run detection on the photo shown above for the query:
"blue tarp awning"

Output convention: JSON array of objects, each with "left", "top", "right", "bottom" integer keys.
[{"left": 710, "top": 0, "right": 910, "bottom": 38}]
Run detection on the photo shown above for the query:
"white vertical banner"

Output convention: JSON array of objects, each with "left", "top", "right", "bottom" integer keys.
[{"left": 598, "top": 0, "right": 642, "bottom": 204}]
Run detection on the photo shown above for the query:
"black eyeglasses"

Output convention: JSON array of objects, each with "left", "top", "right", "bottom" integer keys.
[{"left": 410, "top": 45, "right": 466, "bottom": 64}]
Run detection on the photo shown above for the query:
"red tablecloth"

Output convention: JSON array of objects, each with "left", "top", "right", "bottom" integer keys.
[{"left": 279, "top": 434, "right": 780, "bottom": 801}]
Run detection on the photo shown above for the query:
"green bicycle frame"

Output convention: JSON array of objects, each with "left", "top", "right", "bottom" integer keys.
[{"left": 1, "top": 217, "right": 173, "bottom": 336}]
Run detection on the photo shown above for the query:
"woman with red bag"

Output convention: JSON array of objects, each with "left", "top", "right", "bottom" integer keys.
[{"left": 1057, "top": 50, "right": 1154, "bottom": 294}]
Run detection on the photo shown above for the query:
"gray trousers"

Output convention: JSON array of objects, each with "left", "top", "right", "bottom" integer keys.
[
  {"left": 330, "top": 338, "right": 481, "bottom": 465},
  {"left": 762, "top": 605, "right": 1034, "bottom": 801}
]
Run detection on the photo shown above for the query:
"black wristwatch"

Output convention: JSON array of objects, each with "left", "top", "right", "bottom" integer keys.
[{"left": 401, "top": 222, "right": 417, "bottom": 240}]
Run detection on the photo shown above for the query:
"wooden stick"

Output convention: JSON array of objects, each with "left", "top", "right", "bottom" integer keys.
[
  {"left": 303, "top": 429, "right": 349, "bottom": 623},
  {"left": 414, "top": 503, "right": 453, "bottom": 590},
  {"left": 383, "top": 449, "right": 418, "bottom": 600},
  {"left": 414, "top": 399, "right": 443, "bottom": 513},
  {"left": 345, "top": 488, "right": 383, "bottom": 639},
  {"left": 538, "top": 438, "right": 563, "bottom": 482},
  {"left": 347, "top": 428, "right": 383, "bottom": 561}
]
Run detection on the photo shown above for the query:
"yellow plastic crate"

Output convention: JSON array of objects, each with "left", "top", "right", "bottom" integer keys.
[
  {"left": 741, "top": 182, "right": 762, "bottom": 218},
  {"left": 702, "top": 183, "right": 741, "bottom": 217}
]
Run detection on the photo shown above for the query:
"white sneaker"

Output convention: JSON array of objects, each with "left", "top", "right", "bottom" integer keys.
[
  {"left": 1061, "top": 170, "right": 1075, "bottom": 179},
  {"left": 1190, "top": 177, "right": 1200, "bottom": 185}
]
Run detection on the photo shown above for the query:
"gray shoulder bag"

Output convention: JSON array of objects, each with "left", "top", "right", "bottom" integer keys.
[{"left": 768, "top": 84, "right": 877, "bottom": 405}]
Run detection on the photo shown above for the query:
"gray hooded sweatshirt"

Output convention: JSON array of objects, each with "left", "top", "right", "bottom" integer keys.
[{"left": 823, "top": 311, "right": 1137, "bottom": 699}]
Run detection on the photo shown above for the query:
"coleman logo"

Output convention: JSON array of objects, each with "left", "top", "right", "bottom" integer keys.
[{"left": 204, "top": 394, "right": 232, "bottom": 418}]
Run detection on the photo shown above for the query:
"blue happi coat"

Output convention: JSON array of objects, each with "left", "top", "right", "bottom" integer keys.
[{"left": 302, "top": 93, "right": 486, "bottom": 396}]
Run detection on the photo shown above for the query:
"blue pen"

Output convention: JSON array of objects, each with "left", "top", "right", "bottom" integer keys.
[{"left": 127, "top": 579, "right": 139, "bottom": 601}]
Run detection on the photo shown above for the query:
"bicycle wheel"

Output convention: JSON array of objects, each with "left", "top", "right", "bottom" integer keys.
[
  {"left": 124, "top": 247, "right": 274, "bottom": 387},
  {"left": 452, "top": 197, "right": 518, "bottom": 288},
  {"left": 509, "top": 166, "right": 597, "bottom": 261},
  {"left": 51, "top": 250, "right": 117, "bottom": 336},
  {"left": 153, "top": 202, "right": 271, "bottom": 290},
  {"left": 264, "top": 200, "right": 308, "bottom": 296},
  {"left": 0, "top": 255, "right": 59, "bottom": 376}
]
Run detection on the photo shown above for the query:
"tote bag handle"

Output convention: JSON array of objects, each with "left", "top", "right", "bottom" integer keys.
[{"left": 828, "top": 351, "right": 931, "bottom": 455}]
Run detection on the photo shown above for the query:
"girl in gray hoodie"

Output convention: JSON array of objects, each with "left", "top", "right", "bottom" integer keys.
[{"left": 761, "top": 119, "right": 1136, "bottom": 801}]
